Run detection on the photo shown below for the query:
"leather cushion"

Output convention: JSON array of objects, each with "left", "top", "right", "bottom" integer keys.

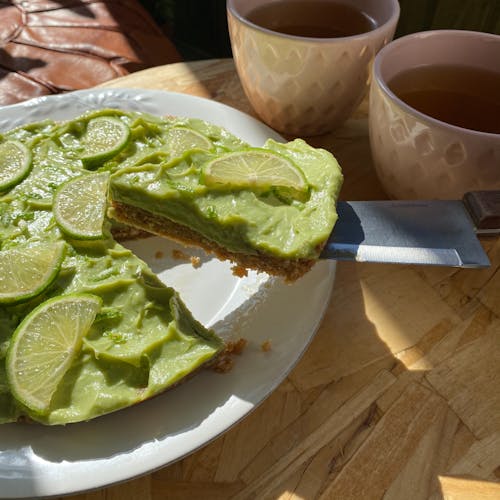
[{"left": 0, "top": 0, "right": 181, "bottom": 105}]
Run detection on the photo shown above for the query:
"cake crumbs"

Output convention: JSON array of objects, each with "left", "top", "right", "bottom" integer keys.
[
  {"left": 212, "top": 356, "right": 234, "bottom": 373},
  {"left": 227, "top": 337, "right": 248, "bottom": 355},
  {"left": 231, "top": 264, "right": 248, "bottom": 278},
  {"left": 172, "top": 249, "right": 202, "bottom": 269},
  {"left": 261, "top": 340, "right": 272, "bottom": 352},
  {"left": 155, "top": 250, "right": 164, "bottom": 259},
  {"left": 211, "top": 338, "right": 247, "bottom": 373}
]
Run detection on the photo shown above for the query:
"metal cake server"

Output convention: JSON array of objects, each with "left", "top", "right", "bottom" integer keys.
[{"left": 320, "top": 191, "right": 499, "bottom": 267}]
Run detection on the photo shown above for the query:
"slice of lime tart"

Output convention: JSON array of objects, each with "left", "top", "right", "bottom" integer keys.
[
  {"left": 0, "top": 108, "right": 342, "bottom": 425},
  {"left": 108, "top": 114, "right": 343, "bottom": 282}
]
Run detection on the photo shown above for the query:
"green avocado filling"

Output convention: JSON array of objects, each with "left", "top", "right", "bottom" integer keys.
[{"left": 0, "top": 109, "right": 342, "bottom": 425}]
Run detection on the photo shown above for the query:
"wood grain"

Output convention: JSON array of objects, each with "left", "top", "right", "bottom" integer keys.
[{"left": 61, "top": 59, "right": 500, "bottom": 500}]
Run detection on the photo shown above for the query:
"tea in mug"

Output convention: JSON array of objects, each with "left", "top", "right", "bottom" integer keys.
[
  {"left": 246, "top": 0, "right": 376, "bottom": 38},
  {"left": 388, "top": 64, "right": 500, "bottom": 134}
]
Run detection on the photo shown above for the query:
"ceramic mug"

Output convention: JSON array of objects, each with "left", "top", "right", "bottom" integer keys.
[
  {"left": 227, "top": 0, "right": 400, "bottom": 136},
  {"left": 369, "top": 30, "right": 500, "bottom": 200}
]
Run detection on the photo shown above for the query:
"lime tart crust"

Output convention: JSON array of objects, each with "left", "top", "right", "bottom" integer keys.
[{"left": 110, "top": 201, "right": 319, "bottom": 282}]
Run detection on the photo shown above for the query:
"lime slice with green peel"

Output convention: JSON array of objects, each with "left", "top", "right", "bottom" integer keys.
[
  {"left": 54, "top": 172, "right": 110, "bottom": 239},
  {"left": 167, "top": 126, "right": 212, "bottom": 157},
  {"left": 81, "top": 116, "right": 130, "bottom": 167},
  {"left": 0, "top": 241, "right": 66, "bottom": 304},
  {"left": 6, "top": 294, "right": 101, "bottom": 414},
  {"left": 0, "top": 140, "right": 32, "bottom": 191},
  {"left": 202, "top": 150, "right": 308, "bottom": 194}
]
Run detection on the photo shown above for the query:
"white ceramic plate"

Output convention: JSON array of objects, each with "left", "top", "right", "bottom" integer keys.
[{"left": 0, "top": 89, "right": 336, "bottom": 498}]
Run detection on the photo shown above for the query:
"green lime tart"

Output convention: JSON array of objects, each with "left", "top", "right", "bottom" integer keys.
[{"left": 0, "top": 109, "right": 342, "bottom": 425}]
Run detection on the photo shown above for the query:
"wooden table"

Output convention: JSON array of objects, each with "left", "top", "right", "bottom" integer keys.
[{"left": 64, "top": 59, "right": 500, "bottom": 500}]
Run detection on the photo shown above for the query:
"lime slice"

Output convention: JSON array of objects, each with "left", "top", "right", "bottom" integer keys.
[
  {"left": 0, "top": 242, "right": 66, "bottom": 304},
  {"left": 202, "top": 150, "right": 308, "bottom": 193},
  {"left": 6, "top": 294, "right": 101, "bottom": 414},
  {"left": 0, "top": 140, "right": 32, "bottom": 191},
  {"left": 54, "top": 172, "right": 110, "bottom": 239},
  {"left": 167, "top": 127, "right": 212, "bottom": 157},
  {"left": 81, "top": 116, "right": 130, "bottom": 167},
  {"left": 12, "top": 164, "right": 83, "bottom": 208}
]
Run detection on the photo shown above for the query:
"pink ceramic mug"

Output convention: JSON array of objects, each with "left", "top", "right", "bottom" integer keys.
[
  {"left": 369, "top": 30, "right": 500, "bottom": 200},
  {"left": 227, "top": 0, "right": 399, "bottom": 136}
]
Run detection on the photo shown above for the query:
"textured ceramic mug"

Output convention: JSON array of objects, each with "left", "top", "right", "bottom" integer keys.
[
  {"left": 370, "top": 30, "right": 500, "bottom": 200},
  {"left": 227, "top": 0, "right": 400, "bottom": 136}
]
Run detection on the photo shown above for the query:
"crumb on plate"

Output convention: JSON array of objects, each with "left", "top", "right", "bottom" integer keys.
[
  {"left": 227, "top": 338, "right": 247, "bottom": 355},
  {"left": 261, "top": 340, "right": 272, "bottom": 352},
  {"left": 190, "top": 256, "right": 201, "bottom": 268},
  {"left": 211, "top": 338, "right": 247, "bottom": 373},
  {"left": 212, "top": 355, "right": 234, "bottom": 373}
]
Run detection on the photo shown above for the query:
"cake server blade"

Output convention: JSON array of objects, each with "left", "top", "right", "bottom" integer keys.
[{"left": 320, "top": 191, "right": 496, "bottom": 267}]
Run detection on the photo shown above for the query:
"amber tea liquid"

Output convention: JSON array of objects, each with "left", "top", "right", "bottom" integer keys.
[
  {"left": 246, "top": 0, "right": 376, "bottom": 38},
  {"left": 388, "top": 64, "right": 500, "bottom": 134}
]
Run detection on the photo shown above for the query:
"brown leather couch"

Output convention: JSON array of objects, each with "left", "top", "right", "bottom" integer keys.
[{"left": 0, "top": 0, "right": 181, "bottom": 105}]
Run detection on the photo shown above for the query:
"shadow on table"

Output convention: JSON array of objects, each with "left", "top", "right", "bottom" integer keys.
[{"left": 156, "top": 255, "right": 485, "bottom": 500}]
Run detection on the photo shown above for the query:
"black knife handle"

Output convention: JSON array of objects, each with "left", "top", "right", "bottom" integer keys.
[{"left": 463, "top": 191, "right": 500, "bottom": 231}]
